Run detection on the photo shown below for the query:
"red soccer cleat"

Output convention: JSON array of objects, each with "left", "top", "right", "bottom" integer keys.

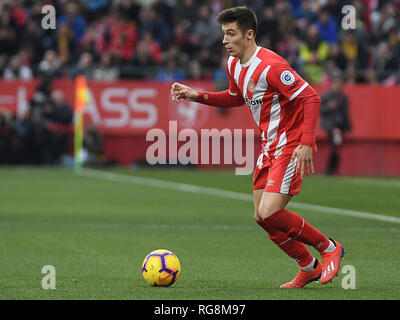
[
  {"left": 280, "top": 260, "right": 322, "bottom": 288},
  {"left": 320, "top": 238, "right": 345, "bottom": 284}
]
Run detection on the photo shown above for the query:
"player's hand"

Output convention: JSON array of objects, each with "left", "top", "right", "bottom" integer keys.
[
  {"left": 170, "top": 82, "right": 199, "bottom": 102},
  {"left": 291, "top": 145, "right": 315, "bottom": 180}
]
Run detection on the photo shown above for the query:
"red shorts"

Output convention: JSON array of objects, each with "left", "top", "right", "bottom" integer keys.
[{"left": 253, "top": 149, "right": 302, "bottom": 195}]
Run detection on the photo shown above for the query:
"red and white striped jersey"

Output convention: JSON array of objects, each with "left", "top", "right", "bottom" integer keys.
[{"left": 226, "top": 46, "right": 316, "bottom": 159}]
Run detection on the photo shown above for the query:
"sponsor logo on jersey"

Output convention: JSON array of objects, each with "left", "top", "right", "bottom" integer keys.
[
  {"left": 245, "top": 97, "right": 262, "bottom": 106},
  {"left": 280, "top": 70, "right": 295, "bottom": 85},
  {"left": 245, "top": 97, "right": 262, "bottom": 112}
]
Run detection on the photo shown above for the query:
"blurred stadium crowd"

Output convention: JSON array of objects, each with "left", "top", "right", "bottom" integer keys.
[
  {"left": 0, "top": 0, "right": 399, "bottom": 85},
  {"left": 0, "top": 0, "right": 399, "bottom": 166}
]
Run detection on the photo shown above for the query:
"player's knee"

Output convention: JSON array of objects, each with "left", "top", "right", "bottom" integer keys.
[
  {"left": 258, "top": 202, "right": 281, "bottom": 220},
  {"left": 253, "top": 209, "right": 262, "bottom": 223}
]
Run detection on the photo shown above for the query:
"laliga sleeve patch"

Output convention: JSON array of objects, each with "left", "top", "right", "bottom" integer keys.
[{"left": 280, "top": 70, "right": 295, "bottom": 85}]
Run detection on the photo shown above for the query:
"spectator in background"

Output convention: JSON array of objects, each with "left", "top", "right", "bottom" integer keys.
[
  {"left": 139, "top": 6, "right": 170, "bottom": 50},
  {"left": 38, "top": 50, "right": 63, "bottom": 78},
  {"left": 153, "top": 0, "right": 173, "bottom": 27},
  {"left": 81, "top": 0, "right": 110, "bottom": 22},
  {"left": 0, "top": 54, "right": 7, "bottom": 75},
  {"left": 320, "top": 60, "right": 340, "bottom": 86},
  {"left": 13, "top": 108, "right": 35, "bottom": 164},
  {"left": 257, "top": 6, "right": 279, "bottom": 50},
  {"left": 320, "top": 71, "right": 352, "bottom": 175},
  {"left": 28, "top": 1, "right": 57, "bottom": 53},
  {"left": 173, "top": 20, "right": 198, "bottom": 56},
  {"left": 18, "top": 47, "right": 32, "bottom": 70},
  {"left": 80, "top": 24, "right": 101, "bottom": 62},
  {"left": 0, "top": 5, "right": 19, "bottom": 56},
  {"left": 160, "top": 44, "right": 189, "bottom": 71},
  {"left": 92, "top": 52, "right": 119, "bottom": 81},
  {"left": 112, "top": 13, "right": 139, "bottom": 62},
  {"left": 295, "top": 0, "right": 318, "bottom": 28},
  {"left": 274, "top": 0, "right": 292, "bottom": 16},
  {"left": 364, "top": 68, "right": 378, "bottom": 84},
  {"left": 3, "top": 53, "right": 33, "bottom": 80},
  {"left": 275, "top": 32, "right": 301, "bottom": 69},
  {"left": 173, "top": 0, "right": 198, "bottom": 27},
  {"left": 288, "top": 0, "right": 303, "bottom": 18},
  {"left": 82, "top": 123, "right": 104, "bottom": 166},
  {"left": 72, "top": 51, "right": 95, "bottom": 78},
  {"left": 327, "top": 42, "right": 347, "bottom": 71},
  {"left": 193, "top": 5, "right": 220, "bottom": 48},
  {"left": 117, "top": 0, "right": 142, "bottom": 26},
  {"left": 156, "top": 57, "right": 185, "bottom": 82},
  {"left": 345, "top": 61, "right": 358, "bottom": 84},
  {"left": 88, "top": 17, "right": 113, "bottom": 59},
  {"left": 0, "top": 109, "right": 16, "bottom": 164},
  {"left": 30, "top": 77, "right": 53, "bottom": 117},
  {"left": 186, "top": 59, "right": 203, "bottom": 80},
  {"left": 42, "top": 89, "right": 73, "bottom": 165},
  {"left": 126, "top": 40, "right": 155, "bottom": 79},
  {"left": 25, "top": 1, "right": 47, "bottom": 25},
  {"left": 347, "top": 30, "right": 369, "bottom": 82},
  {"left": 277, "top": 7, "right": 297, "bottom": 48},
  {"left": 315, "top": 8, "right": 338, "bottom": 45},
  {"left": 58, "top": 2, "right": 87, "bottom": 44},
  {"left": 93, "top": 12, "right": 138, "bottom": 64},
  {"left": 50, "top": 89, "right": 72, "bottom": 127},
  {"left": 388, "top": 28, "right": 400, "bottom": 64},
  {"left": 29, "top": 77, "right": 55, "bottom": 164},
  {"left": 22, "top": 19, "right": 45, "bottom": 66},
  {"left": 373, "top": 41, "right": 398, "bottom": 85},
  {"left": 370, "top": 2, "right": 398, "bottom": 44},
  {"left": 56, "top": 23, "right": 77, "bottom": 66},
  {"left": 299, "top": 24, "right": 330, "bottom": 83},
  {"left": 197, "top": 47, "right": 219, "bottom": 72},
  {"left": 387, "top": 28, "right": 400, "bottom": 84},
  {"left": 6, "top": 0, "right": 27, "bottom": 30},
  {"left": 324, "top": 0, "right": 346, "bottom": 25},
  {"left": 142, "top": 32, "right": 162, "bottom": 65},
  {"left": 341, "top": 31, "right": 359, "bottom": 74}
]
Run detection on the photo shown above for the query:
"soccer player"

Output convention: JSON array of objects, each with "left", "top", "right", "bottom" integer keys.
[{"left": 170, "top": 6, "right": 344, "bottom": 288}]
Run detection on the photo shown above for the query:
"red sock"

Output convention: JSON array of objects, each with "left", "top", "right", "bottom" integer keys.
[
  {"left": 257, "top": 221, "right": 314, "bottom": 268},
  {"left": 260, "top": 209, "right": 331, "bottom": 253}
]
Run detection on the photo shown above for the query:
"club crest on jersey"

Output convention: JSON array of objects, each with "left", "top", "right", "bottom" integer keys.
[
  {"left": 280, "top": 70, "right": 295, "bottom": 85},
  {"left": 248, "top": 78, "right": 256, "bottom": 92}
]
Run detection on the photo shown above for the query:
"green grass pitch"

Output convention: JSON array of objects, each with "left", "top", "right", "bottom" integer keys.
[{"left": 0, "top": 167, "right": 399, "bottom": 300}]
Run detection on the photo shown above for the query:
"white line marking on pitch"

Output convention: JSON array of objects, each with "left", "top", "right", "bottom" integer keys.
[{"left": 76, "top": 168, "right": 400, "bottom": 225}]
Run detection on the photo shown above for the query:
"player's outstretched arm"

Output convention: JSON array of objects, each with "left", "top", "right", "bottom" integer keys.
[{"left": 170, "top": 82, "right": 245, "bottom": 108}]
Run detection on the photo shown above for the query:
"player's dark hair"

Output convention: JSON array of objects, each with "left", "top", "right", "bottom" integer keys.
[{"left": 217, "top": 6, "right": 257, "bottom": 37}]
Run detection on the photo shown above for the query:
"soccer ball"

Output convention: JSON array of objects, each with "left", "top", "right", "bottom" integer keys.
[{"left": 141, "top": 249, "right": 181, "bottom": 287}]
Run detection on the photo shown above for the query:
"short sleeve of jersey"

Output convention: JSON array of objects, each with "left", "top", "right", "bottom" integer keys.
[
  {"left": 226, "top": 59, "right": 241, "bottom": 97},
  {"left": 267, "top": 63, "right": 309, "bottom": 101}
]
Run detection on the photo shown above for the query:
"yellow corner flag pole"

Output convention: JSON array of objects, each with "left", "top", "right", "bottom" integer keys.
[{"left": 74, "top": 75, "right": 89, "bottom": 171}]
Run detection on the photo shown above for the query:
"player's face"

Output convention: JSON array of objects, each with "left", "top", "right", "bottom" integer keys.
[{"left": 222, "top": 22, "right": 248, "bottom": 58}]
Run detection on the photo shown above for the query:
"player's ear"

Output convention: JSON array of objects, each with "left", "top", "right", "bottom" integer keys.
[{"left": 246, "top": 29, "right": 254, "bottom": 40}]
